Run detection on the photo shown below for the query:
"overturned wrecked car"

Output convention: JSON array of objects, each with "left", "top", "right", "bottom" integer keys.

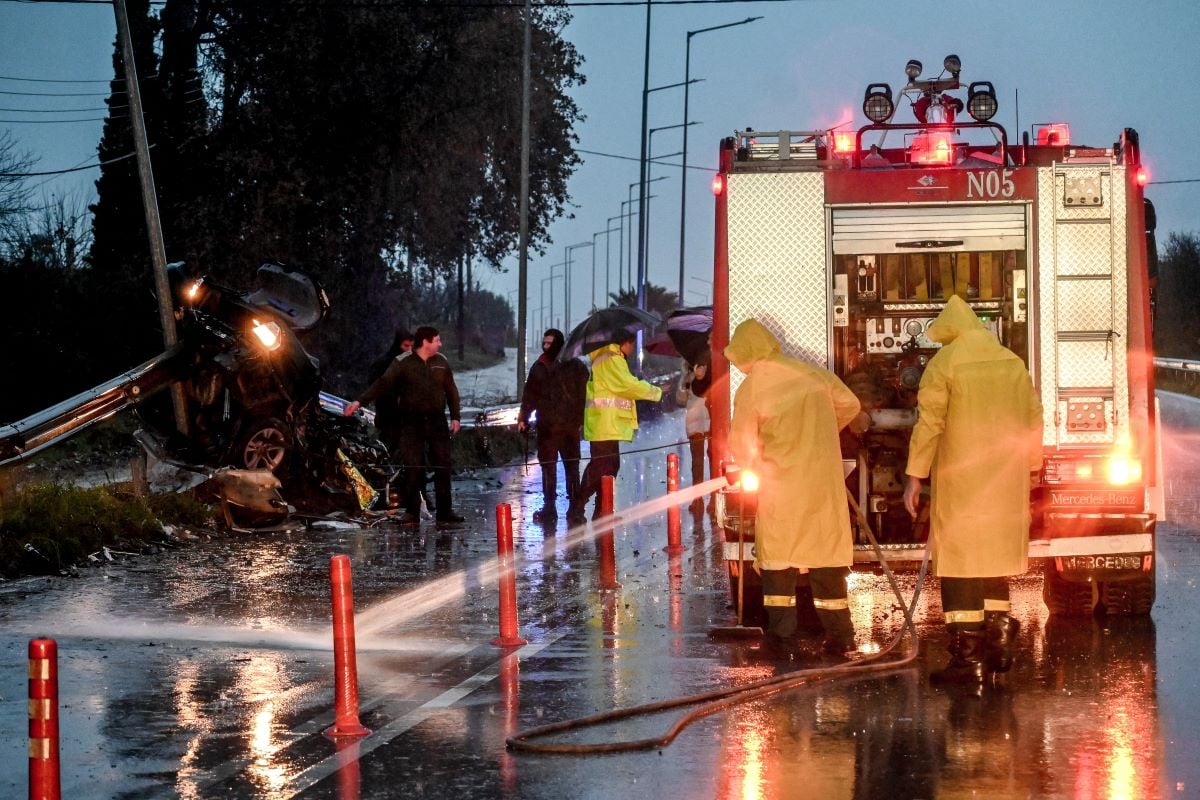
[{"left": 0, "top": 263, "right": 391, "bottom": 524}]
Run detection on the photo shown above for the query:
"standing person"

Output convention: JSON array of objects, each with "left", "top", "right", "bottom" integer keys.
[
  {"left": 517, "top": 329, "right": 589, "bottom": 523},
  {"left": 677, "top": 351, "right": 712, "bottom": 513},
  {"left": 346, "top": 326, "right": 465, "bottom": 525},
  {"left": 725, "top": 319, "right": 869, "bottom": 655},
  {"left": 566, "top": 330, "right": 662, "bottom": 525},
  {"left": 903, "top": 295, "right": 1043, "bottom": 684},
  {"left": 367, "top": 328, "right": 414, "bottom": 508}
]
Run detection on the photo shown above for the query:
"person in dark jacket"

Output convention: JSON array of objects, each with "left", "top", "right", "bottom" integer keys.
[
  {"left": 346, "top": 326, "right": 465, "bottom": 524},
  {"left": 518, "top": 329, "right": 589, "bottom": 523},
  {"left": 366, "top": 328, "right": 414, "bottom": 507}
]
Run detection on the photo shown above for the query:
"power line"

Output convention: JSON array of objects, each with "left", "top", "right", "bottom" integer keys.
[
  {"left": 0, "top": 74, "right": 125, "bottom": 84},
  {"left": 1148, "top": 179, "right": 1200, "bottom": 186},
  {"left": 577, "top": 147, "right": 716, "bottom": 172},
  {"left": 0, "top": 149, "right": 142, "bottom": 177}
]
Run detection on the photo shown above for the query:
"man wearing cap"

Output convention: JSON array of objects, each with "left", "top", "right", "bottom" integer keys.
[{"left": 566, "top": 329, "right": 662, "bottom": 525}]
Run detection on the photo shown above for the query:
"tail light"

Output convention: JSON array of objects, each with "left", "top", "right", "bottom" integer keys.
[
  {"left": 711, "top": 174, "right": 725, "bottom": 196},
  {"left": 1044, "top": 453, "right": 1143, "bottom": 486}
]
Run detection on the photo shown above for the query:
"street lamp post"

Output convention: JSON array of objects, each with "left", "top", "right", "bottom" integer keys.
[
  {"left": 677, "top": 16, "right": 763, "bottom": 303},
  {"left": 628, "top": 177, "right": 668, "bottom": 296},
  {"left": 564, "top": 241, "right": 593, "bottom": 331},
  {"left": 606, "top": 215, "right": 622, "bottom": 302},
  {"left": 636, "top": 80, "right": 702, "bottom": 312},
  {"left": 647, "top": 122, "right": 697, "bottom": 302},
  {"left": 594, "top": 226, "right": 621, "bottom": 310}
]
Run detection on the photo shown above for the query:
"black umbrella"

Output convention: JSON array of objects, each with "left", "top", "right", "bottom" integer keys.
[
  {"left": 559, "top": 306, "right": 662, "bottom": 361},
  {"left": 665, "top": 306, "right": 712, "bottom": 365}
]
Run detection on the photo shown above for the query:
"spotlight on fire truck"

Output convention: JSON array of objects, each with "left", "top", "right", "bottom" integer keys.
[
  {"left": 943, "top": 53, "right": 961, "bottom": 78},
  {"left": 862, "top": 83, "right": 894, "bottom": 123},
  {"left": 966, "top": 81, "right": 999, "bottom": 122},
  {"left": 905, "top": 59, "right": 923, "bottom": 81}
]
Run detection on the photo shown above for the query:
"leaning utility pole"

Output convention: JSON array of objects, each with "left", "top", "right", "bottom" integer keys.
[
  {"left": 113, "top": 0, "right": 188, "bottom": 434},
  {"left": 515, "top": 0, "right": 534, "bottom": 398}
]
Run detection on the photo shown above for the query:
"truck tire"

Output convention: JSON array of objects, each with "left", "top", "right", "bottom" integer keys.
[
  {"left": 1043, "top": 565, "right": 1097, "bottom": 617},
  {"left": 1099, "top": 568, "right": 1156, "bottom": 616}
]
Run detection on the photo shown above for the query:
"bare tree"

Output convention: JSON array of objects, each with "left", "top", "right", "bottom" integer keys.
[{"left": 0, "top": 132, "right": 36, "bottom": 246}]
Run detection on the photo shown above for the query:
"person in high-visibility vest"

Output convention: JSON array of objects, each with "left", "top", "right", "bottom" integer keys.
[
  {"left": 567, "top": 330, "right": 662, "bottom": 525},
  {"left": 726, "top": 319, "right": 869, "bottom": 655},
  {"left": 904, "top": 296, "right": 1043, "bottom": 684}
]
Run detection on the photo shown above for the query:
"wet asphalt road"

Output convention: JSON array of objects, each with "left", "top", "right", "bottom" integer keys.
[{"left": 2, "top": 394, "right": 1199, "bottom": 799}]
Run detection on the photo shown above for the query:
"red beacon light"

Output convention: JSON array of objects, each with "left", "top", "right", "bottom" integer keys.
[
  {"left": 712, "top": 174, "right": 725, "bottom": 196},
  {"left": 833, "top": 132, "right": 855, "bottom": 155},
  {"left": 1136, "top": 166, "right": 1149, "bottom": 187},
  {"left": 910, "top": 131, "right": 954, "bottom": 165},
  {"left": 1036, "top": 123, "right": 1071, "bottom": 146}
]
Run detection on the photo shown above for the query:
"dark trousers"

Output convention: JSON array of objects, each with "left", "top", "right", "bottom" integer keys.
[
  {"left": 537, "top": 429, "right": 582, "bottom": 512},
  {"left": 763, "top": 566, "right": 850, "bottom": 638},
  {"left": 397, "top": 414, "right": 453, "bottom": 517},
  {"left": 940, "top": 576, "right": 1010, "bottom": 630},
  {"left": 688, "top": 433, "right": 711, "bottom": 486},
  {"left": 576, "top": 439, "right": 621, "bottom": 511}
]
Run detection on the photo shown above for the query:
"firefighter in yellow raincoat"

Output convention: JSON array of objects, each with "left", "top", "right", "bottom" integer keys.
[
  {"left": 903, "top": 295, "right": 1043, "bottom": 684},
  {"left": 726, "top": 319, "right": 868, "bottom": 654}
]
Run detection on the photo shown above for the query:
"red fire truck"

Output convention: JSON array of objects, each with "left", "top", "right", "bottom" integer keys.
[{"left": 710, "top": 55, "right": 1161, "bottom": 617}]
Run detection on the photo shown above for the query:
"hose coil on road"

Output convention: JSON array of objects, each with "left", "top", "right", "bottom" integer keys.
[{"left": 506, "top": 493, "right": 933, "bottom": 754}]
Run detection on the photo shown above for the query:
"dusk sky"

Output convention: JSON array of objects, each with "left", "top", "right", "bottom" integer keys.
[{"left": 3, "top": 0, "right": 1198, "bottom": 333}]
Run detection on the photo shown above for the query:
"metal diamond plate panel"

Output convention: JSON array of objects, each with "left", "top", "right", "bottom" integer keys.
[
  {"left": 726, "top": 172, "right": 829, "bottom": 394},
  {"left": 1037, "top": 166, "right": 1129, "bottom": 448},
  {"left": 1055, "top": 222, "right": 1114, "bottom": 276},
  {"left": 1056, "top": 279, "right": 1114, "bottom": 330}
]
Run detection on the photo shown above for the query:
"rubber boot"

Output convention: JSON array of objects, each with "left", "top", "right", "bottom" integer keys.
[
  {"left": 984, "top": 611, "right": 1020, "bottom": 673},
  {"left": 930, "top": 627, "right": 987, "bottom": 685},
  {"left": 816, "top": 608, "right": 856, "bottom": 655}
]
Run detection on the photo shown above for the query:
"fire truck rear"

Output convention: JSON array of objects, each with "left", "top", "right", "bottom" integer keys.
[{"left": 711, "top": 55, "right": 1162, "bottom": 617}]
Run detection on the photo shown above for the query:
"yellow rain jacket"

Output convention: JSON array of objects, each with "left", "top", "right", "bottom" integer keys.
[
  {"left": 583, "top": 344, "right": 663, "bottom": 442},
  {"left": 906, "top": 296, "right": 1043, "bottom": 578},
  {"left": 726, "top": 320, "right": 862, "bottom": 569}
]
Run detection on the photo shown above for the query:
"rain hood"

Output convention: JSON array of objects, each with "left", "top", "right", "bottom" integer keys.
[
  {"left": 924, "top": 294, "right": 986, "bottom": 345},
  {"left": 724, "top": 319, "right": 781, "bottom": 370}
]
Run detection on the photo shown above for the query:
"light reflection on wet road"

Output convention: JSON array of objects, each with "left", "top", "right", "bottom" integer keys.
[{"left": 0, "top": 395, "right": 1198, "bottom": 798}]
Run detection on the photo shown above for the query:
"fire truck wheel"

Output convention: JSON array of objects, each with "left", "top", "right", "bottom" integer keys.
[
  {"left": 1099, "top": 570, "right": 1156, "bottom": 616},
  {"left": 1043, "top": 565, "right": 1097, "bottom": 617},
  {"left": 231, "top": 416, "right": 292, "bottom": 473}
]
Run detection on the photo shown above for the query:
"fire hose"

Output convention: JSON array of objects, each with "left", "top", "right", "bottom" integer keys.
[{"left": 506, "top": 491, "right": 933, "bottom": 754}]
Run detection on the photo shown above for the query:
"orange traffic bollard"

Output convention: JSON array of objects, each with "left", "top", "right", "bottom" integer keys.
[
  {"left": 29, "top": 639, "right": 60, "bottom": 800},
  {"left": 599, "top": 474, "right": 615, "bottom": 517},
  {"left": 665, "top": 454, "right": 685, "bottom": 554},
  {"left": 598, "top": 476, "right": 620, "bottom": 590},
  {"left": 492, "top": 504, "right": 528, "bottom": 647},
  {"left": 325, "top": 555, "right": 370, "bottom": 738}
]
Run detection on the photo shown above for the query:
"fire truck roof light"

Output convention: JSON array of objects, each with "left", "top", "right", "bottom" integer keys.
[
  {"left": 1036, "top": 123, "right": 1070, "bottom": 146},
  {"left": 905, "top": 59, "right": 923, "bottom": 81},
  {"left": 966, "top": 81, "right": 998, "bottom": 122},
  {"left": 943, "top": 54, "right": 961, "bottom": 77},
  {"left": 833, "top": 132, "right": 855, "bottom": 154},
  {"left": 711, "top": 174, "right": 725, "bottom": 196},
  {"left": 1137, "top": 167, "right": 1149, "bottom": 187}
]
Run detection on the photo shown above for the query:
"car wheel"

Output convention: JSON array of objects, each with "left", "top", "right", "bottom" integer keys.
[{"left": 233, "top": 417, "right": 291, "bottom": 472}]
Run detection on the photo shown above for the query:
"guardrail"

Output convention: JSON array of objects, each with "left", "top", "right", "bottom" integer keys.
[{"left": 1154, "top": 357, "right": 1200, "bottom": 393}]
